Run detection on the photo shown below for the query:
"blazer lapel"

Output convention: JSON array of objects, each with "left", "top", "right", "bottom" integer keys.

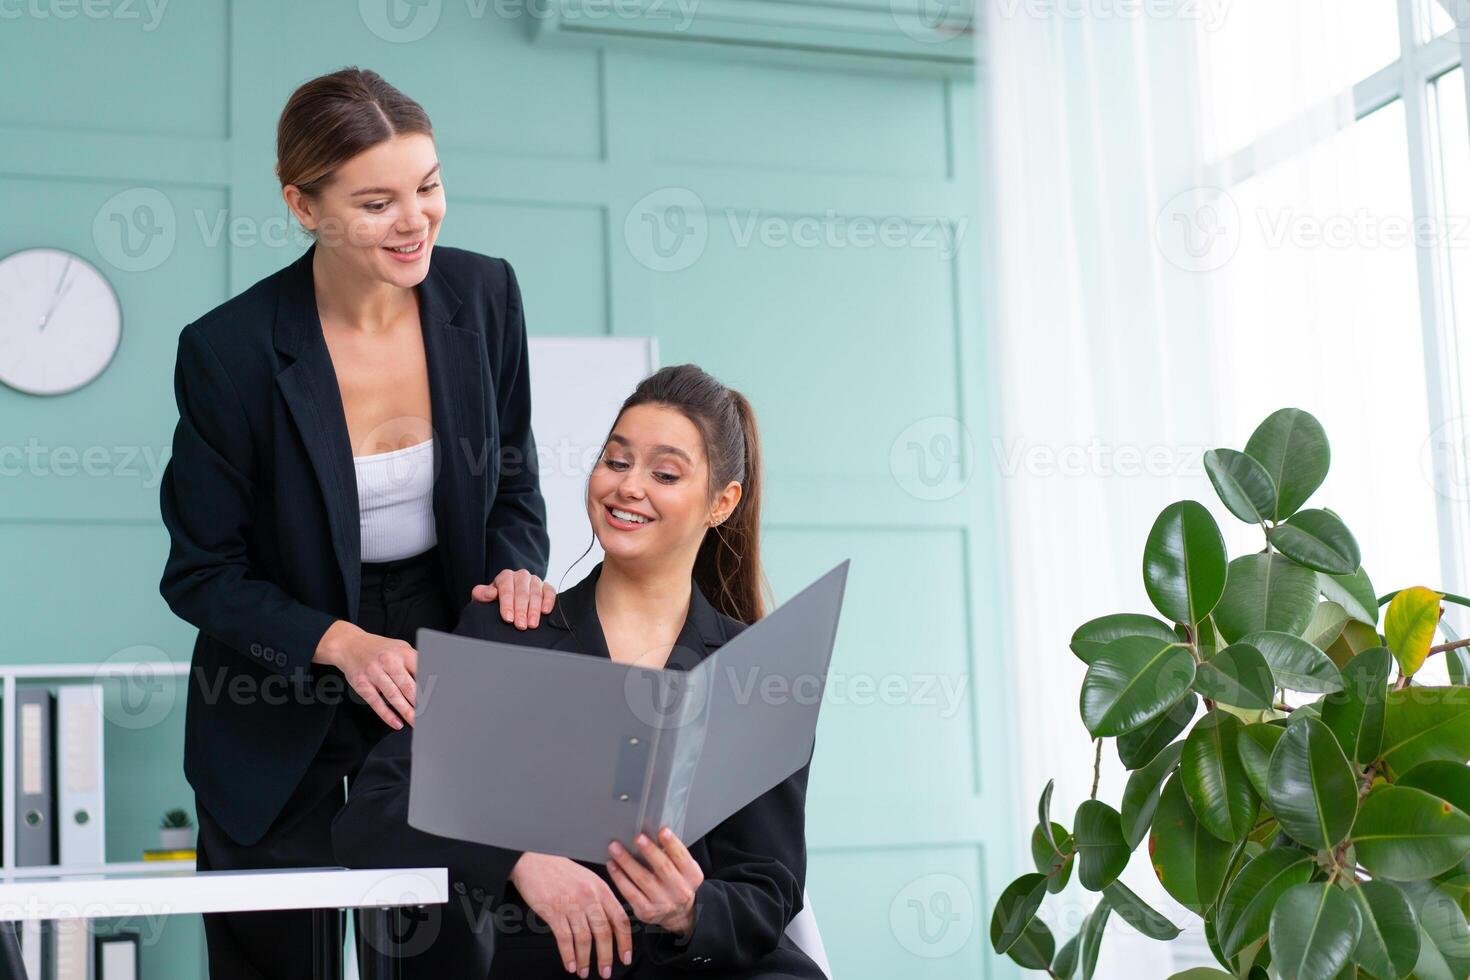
[
  {"left": 547, "top": 562, "right": 732, "bottom": 670},
  {"left": 273, "top": 242, "right": 481, "bottom": 623}
]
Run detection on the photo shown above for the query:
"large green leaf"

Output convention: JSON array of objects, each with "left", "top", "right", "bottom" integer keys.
[
  {"left": 1268, "top": 882, "right": 1361, "bottom": 980},
  {"left": 1384, "top": 586, "right": 1443, "bottom": 679},
  {"left": 1380, "top": 686, "right": 1470, "bottom": 777},
  {"left": 1118, "top": 692, "right": 1198, "bottom": 769},
  {"left": 1080, "top": 636, "right": 1196, "bottom": 738},
  {"left": 1149, "top": 772, "right": 1233, "bottom": 914},
  {"left": 1144, "top": 501, "right": 1228, "bottom": 626},
  {"left": 1074, "top": 800, "right": 1130, "bottom": 890},
  {"left": 1194, "top": 642, "right": 1275, "bottom": 710},
  {"left": 990, "top": 872, "right": 1049, "bottom": 953},
  {"left": 1052, "top": 933, "right": 1079, "bottom": 979},
  {"left": 1398, "top": 760, "right": 1470, "bottom": 814},
  {"left": 1031, "top": 821, "right": 1074, "bottom": 894},
  {"left": 1006, "top": 915, "right": 1056, "bottom": 970},
  {"left": 1121, "top": 741, "right": 1184, "bottom": 849},
  {"left": 1215, "top": 555, "right": 1321, "bottom": 644},
  {"left": 1243, "top": 408, "right": 1330, "bottom": 520},
  {"left": 1204, "top": 448, "right": 1277, "bottom": 525},
  {"left": 1319, "top": 647, "right": 1390, "bottom": 765},
  {"left": 1070, "top": 613, "right": 1179, "bottom": 665},
  {"left": 1103, "top": 878, "right": 1181, "bottom": 940},
  {"left": 1266, "top": 509, "right": 1361, "bottom": 575},
  {"left": 1303, "top": 601, "right": 1351, "bottom": 653},
  {"left": 1238, "top": 722, "right": 1286, "bottom": 799},
  {"left": 1264, "top": 716, "right": 1357, "bottom": 850},
  {"left": 1216, "top": 846, "right": 1316, "bottom": 959},
  {"left": 1399, "top": 879, "right": 1470, "bottom": 980},
  {"left": 1348, "top": 880, "right": 1420, "bottom": 980},
  {"left": 1241, "top": 630, "right": 1344, "bottom": 694},
  {"left": 1038, "top": 779, "right": 1059, "bottom": 852},
  {"left": 1320, "top": 567, "right": 1378, "bottom": 626},
  {"left": 1078, "top": 897, "right": 1112, "bottom": 980},
  {"left": 1353, "top": 786, "right": 1470, "bottom": 880},
  {"left": 1182, "top": 711, "right": 1260, "bottom": 843}
]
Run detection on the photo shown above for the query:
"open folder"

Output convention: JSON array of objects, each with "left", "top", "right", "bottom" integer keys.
[{"left": 406, "top": 559, "right": 850, "bottom": 864}]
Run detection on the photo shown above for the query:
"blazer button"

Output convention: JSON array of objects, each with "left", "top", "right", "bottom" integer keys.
[
  {"left": 274, "top": 652, "right": 287, "bottom": 667},
  {"left": 250, "top": 643, "right": 262, "bottom": 656}
]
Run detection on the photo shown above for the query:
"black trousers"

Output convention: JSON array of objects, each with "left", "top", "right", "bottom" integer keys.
[{"left": 195, "top": 546, "right": 455, "bottom": 980}]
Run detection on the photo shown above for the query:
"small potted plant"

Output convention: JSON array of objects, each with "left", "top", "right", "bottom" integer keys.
[{"left": 159, "top": 808, "right": 194, "bottom": 850}]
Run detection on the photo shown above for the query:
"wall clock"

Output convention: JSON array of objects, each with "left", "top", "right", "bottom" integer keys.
[{"left": 0, "top": 247, "right": 122, "bottom": 395}]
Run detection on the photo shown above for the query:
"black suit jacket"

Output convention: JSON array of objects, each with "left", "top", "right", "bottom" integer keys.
[
  {"left": 331, "top": 561, "right": 817, "bottom": 975},
  {"left": 158, "top": 242, "right": 550, "bottom": 846}
]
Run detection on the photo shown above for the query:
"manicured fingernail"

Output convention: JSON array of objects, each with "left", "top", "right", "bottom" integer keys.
[
  {"left": 660, "top": 828, "right": 671, "bottom": 840},
  {"left": 636, "top": 835, "right": 649, "bottom": 847},
  {"left": 608, "top": 842, "right": 621, "bottom": 855},
  {"left": 602, "top": 967, "right": 612, "bottom": 978},
  {"left": 579, "top": 968, "right": 588, "bottom": 979},
  {"left": 565, "top": 963, "right": 575, "bottom": 973},
  {"left": 622, "top": 950, "right": 632, "bottom": 965}
]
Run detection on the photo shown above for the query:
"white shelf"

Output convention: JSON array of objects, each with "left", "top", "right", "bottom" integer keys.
[{"left": 0, "top": 662, "right": 189, "bottom": 871}]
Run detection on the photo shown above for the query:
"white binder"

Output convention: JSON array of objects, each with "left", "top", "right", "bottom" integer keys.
[{"left": 58, "top": 685, "right": 106, "bottom": 866}]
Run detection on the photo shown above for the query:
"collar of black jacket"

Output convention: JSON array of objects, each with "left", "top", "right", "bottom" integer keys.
[
  {"left": 272, "top": 240, "right": 464, "bottom": 357},
  {"left": 547, "top": 561, "right": 733, "bottom": 672}
]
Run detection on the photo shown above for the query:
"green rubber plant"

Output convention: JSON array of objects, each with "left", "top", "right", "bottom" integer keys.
[{"left": 989, "top": 408, "right": 1470, "bottom": 980}]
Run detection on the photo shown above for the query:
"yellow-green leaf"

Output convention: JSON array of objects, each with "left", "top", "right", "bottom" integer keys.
[{"left": 1384, "top": 587, "right": 1444, "bottom": 679}]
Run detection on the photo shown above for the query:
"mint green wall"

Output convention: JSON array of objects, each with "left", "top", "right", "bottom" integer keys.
[{"left": 0, "top": 2, "right": 1017, "bottom": 977}]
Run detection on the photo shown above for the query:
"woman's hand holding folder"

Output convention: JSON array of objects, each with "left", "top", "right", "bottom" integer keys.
[{"left": 606, "top": 826, "right": 704, "bottom": 939}]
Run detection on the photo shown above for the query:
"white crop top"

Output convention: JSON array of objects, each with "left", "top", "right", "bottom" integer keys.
[{"left": 355, "top": 437, "right": 437, "bottom": 563}]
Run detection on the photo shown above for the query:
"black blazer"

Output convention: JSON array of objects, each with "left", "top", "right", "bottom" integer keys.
[
  {"left": 331, "top": 561, "right": 819, "bottom": 976},
  {"left": 158, "top": 242, "right": 551, "bottom": 847}
]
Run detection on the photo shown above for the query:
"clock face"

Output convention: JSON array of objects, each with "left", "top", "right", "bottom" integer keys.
[{"left": 0, "top": 247, "right": 122, "bottom": 396}]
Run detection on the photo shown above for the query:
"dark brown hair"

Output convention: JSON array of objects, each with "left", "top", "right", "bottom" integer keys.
[
  {"left": 275, "top": 67, "right": 433, "bottom": 211},
  {"left": 600, "top": 364, "right": 772, "bottom": 624}
]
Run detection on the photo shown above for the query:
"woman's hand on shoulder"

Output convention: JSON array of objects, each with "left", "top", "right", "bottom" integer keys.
[
  {"left": 509, "top": 852, "right": 632, "bottom": 978},
  {"left": 470, "top": 568, "right": 556, "bottom": 630},
  {"left": 311, "top": 620, "right": 416, "bottom": 729}
]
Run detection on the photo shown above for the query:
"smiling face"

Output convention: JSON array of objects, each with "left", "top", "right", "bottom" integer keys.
[
  {"left": 587, "top": 403, "right": 742, "bottom": 569},
  {"left": 282, "top": 132, "right": 445, "bottom": 287}
]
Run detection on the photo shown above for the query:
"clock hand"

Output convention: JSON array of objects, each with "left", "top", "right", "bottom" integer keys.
[{"left": 38, "top": 257, "right": 75, "bottom": 332}]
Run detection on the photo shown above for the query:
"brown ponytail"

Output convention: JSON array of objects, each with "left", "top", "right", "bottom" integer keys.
[
  {"left": 275, "top": 67, "right": 433, "bottom": 219},
  {"left": 609, "top": 364, "right": 772, "bottom": 624}
]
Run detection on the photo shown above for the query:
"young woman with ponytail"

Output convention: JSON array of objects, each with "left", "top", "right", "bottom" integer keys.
[{"left": 332, "top": 364, "right": 826, "bottom": 980}]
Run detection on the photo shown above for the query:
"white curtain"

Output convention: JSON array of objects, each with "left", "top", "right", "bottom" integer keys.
[{"left": 977, "top": 1, "right": 1448, "bottom": 975}]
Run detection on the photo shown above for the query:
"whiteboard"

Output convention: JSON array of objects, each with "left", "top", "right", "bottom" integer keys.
[{"left": 526, "top": 337, "right": 660, "bottom": 587}]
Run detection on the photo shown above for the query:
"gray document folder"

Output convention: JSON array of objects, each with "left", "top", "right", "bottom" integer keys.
[{"left": 407, "top": 559, "right": 850, "bottom": 864}]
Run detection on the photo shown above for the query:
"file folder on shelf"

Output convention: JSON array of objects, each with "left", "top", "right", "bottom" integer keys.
[
  {"left": 58, "top": 684, "right": 106, "bottom": 866},
  {"left": 15, "top": 686, "right": 56, "bottom": 867},
  {"left": 409, "top": 559, "right": 849, "bottom": 864}
]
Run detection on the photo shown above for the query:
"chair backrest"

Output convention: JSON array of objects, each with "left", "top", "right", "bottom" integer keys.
[{"left": 784, "top": 891, "right": 833, "bottom": 979}]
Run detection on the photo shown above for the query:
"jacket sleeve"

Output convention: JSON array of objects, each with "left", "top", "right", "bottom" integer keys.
[
  {"left": 157, "top": 322, "right": 337, "bottom": 676},
  {"left": 640, "top": 745, "right": 814, "bottom": 971},
  {"left": 483, "top": 258, "right": 550, "bottom": 580},
  {"left": 331, "top": 726, "right": 524, "bottom": 902}
]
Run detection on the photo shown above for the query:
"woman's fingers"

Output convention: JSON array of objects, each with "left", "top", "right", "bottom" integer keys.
[
  {"left": 524, "top": 575, "right": 546, "bottom": 628},
  {"left": 585, "top": 901, "right": 616, "bottom": 978},
  {"left": 541, "top": 582, "right": 558, "bottom": 615},
  {"left": 657, "top": 826, "right": 702, "bottom": 882},
  {"left": 601, "top": 891, "right": 634, "bottom": 968},
  {"left": 568, "top": 908, "right": 592, "bottom": 977},
  {"left": 470, "top": 582, "right": 498, "bottom": 603},
  {"left": 355, "top": 684, "right": 401, "bottom": 730},
  {"left": 377, "top": 672, "right": 414, "bottom": 727},
  {"left": 605, "top": 857, "right": 652, "bottom": 920},
  {"left": 548, "top": 912, "right": 578, "bottom": 977}
]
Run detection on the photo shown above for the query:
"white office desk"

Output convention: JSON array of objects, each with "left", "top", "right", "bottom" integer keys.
[{"left": 0, "top": 864, "right": 447, "bottom": 980}]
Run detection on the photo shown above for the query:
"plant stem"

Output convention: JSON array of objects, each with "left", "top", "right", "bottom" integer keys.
[{"left": 1091, "top": 738, "right": 1102, "bottom": 800}]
